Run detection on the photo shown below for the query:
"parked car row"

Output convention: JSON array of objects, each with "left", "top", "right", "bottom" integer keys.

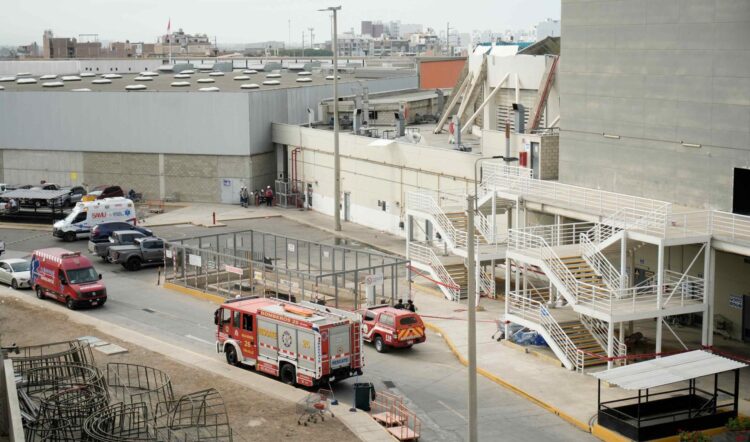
[
  {"left": 0, "top": 183, "right": 125, "bottom": 208},
  {"left": 87, "top": 221, "right": 164, "bottom": 271}
]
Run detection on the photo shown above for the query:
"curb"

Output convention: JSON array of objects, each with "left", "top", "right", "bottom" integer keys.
[
  {"left": 163, "top": 282, "right": 227, "bottom": 304},
  {"left": 423, "top": 321, "right": 593, "bottom": 435}
]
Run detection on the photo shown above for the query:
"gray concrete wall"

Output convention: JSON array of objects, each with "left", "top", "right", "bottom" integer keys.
[
  {"left": 83, "top": 152, "right": 160, "bottom": 198},
  {"left": 540, "top": 135, "right": 559, "bottom": 180},
  {"left": 559, "top": 0, "right": 750, "bottom": 211},
  {"left": 3, "top": 150, "right": 84, "bottom": 187},
  {"left": 0, "top": 76, "right": 418, "bottom": 160}
]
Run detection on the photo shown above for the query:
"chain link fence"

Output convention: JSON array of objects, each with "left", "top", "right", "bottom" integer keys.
[{"left": 166, "top": 229, "right": 410, "bottom": 310}]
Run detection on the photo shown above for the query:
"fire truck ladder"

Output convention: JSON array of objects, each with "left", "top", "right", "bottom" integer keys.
[{"left": 352, "top": 320, "right": 362, "bottom": 367}]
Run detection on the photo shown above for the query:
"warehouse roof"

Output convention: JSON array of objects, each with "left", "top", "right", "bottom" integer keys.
[{"left": 0, "top": 70, "right": 364, "bottom": 93}]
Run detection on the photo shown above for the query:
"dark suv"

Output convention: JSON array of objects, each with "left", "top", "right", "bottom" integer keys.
[
  {"left": 90, "top": 222, "right": 152, "bottom": 243},
  {"left": 89, "top": 185, "right": 124, "bottom": 200}
]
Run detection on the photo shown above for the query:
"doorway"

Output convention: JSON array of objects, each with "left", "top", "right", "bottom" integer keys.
[
  {"left": 343, "top": 192, "right": 351, "bottom": 222},
  {"left": 733, "top": 168, "right": 750, "bottom": 215},
  {"left": 530, "top": 141, "right": 540, "bottom": 179}
]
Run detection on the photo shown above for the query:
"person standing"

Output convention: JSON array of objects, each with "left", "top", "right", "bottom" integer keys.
[
  {"left": 239, "top": 187, "right": 249, "bottom": 208},
  {"left": 265, "top": 186, "right": 274, "bottom": 207},
  {"left": 406, "top": 299, "right": 416, "bottom": 312}
]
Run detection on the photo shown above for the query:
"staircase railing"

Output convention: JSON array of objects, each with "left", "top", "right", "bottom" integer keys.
[
  {"left": 479, "top": 269, "right": 495, "bottom": 298},
  {"left": 579, "top": 233, "right": 622, "bottom": 292},
  {"left": 506, "top": 290, "right": 586, "bottom": 372},
  {"left": 579, "top": 315, "right": 627, "bottom": 366},
  {"left": 406, "top": 190, "right": 469, "bottom": 250},
  {"left": 407, "top": 242, "right": 462, "bottom": 301}
]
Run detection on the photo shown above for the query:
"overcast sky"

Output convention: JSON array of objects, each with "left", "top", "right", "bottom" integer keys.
[{"left": 3, "top": 0, "right": 560, "bottom": 46}]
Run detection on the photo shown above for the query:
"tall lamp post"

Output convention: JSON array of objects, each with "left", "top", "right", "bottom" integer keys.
[
  {"left": 467, "top": 154, "right": 518, "bottom": 442},
  {"left": 319, "top": 5, "right": 342, "bottom": 231}
]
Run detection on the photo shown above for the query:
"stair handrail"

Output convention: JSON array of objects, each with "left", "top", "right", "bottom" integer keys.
[
  {"left": 579, "top": 233, "right": 623, "bottom": 292},
  {"left": 478, "top": 268, "right": 495, "bottom": 298},
  {"left": 509, "top": 226, "right": 619, "bottom": 313},
  {"left": 579, "top": 315, "right": 627, "bottom": 366},
  {"left": 407, "top": 242, "right": 462, "bottom": 301},
  {"left": 406, "top": 190, "right": 468, "bottom": 249},
  {"left": 506, "top": 290, "right": 586, "bottom": 372}
]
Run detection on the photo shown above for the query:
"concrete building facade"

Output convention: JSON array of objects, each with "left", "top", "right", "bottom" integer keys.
[
  {"left": 559, "top": 0, "right": 750, "bottom": 214},
  {"left": 0, "top": 70, "right": 417, "bottom": 203}
]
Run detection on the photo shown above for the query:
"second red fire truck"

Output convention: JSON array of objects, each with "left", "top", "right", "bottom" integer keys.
[{"left": 215, "top": 297, "right": 364, "bottom": 387}]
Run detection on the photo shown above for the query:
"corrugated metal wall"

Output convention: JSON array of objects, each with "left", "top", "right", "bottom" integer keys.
[{"left": 0, "top": 75, "right": 417, "bottom": 157}]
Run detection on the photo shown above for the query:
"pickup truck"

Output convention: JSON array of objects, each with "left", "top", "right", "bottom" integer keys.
[
  {"left": 88, "top": 230, "right": 148, "bottom": 261},
  {"left": 109, "top": 237, "right": 165, "bottom": 271}
]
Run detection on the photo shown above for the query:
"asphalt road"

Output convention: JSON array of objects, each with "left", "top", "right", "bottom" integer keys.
[{"left": 0, "top": 221, "right": 593, "bottom": 442}]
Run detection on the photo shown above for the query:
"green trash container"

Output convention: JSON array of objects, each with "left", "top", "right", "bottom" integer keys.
[{"left": 354, "top": 382, "right": 376, "bottom": 411}]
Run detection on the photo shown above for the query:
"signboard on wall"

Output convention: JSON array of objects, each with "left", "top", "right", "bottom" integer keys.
[
  {"left": 188, "top": 254, "right": 202, "bottom": 267},
  {"left": 225, "top": 265, "right": 243, "bottom": 276},
  {"left": 364, "top": 274, "right": 384, "bottom": 287},
  {"left": 730, "top": 295, "right": 743, "bottom": 310}
]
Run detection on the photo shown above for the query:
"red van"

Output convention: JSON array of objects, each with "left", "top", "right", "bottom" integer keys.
[{"left": 30, "top": 248, "right": 107, "bottom": 310}]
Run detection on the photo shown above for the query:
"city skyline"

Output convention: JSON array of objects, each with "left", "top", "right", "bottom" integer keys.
[{"left": 2, "top": 0, "right": 560, "bottom": 46}]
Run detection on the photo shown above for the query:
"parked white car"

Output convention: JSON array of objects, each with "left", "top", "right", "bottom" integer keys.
[{"left": 0, "top": 259, "right": 31, "bottom": 289}]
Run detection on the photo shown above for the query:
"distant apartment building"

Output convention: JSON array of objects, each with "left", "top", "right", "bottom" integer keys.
[
  {"left": 361, "top": 21, "right": 373, "bottom": 37},
  {"left": 156, "top": 28, "right": 213, "bottom": 56},
  {"left": 399, "top": 24, "right": 423, "bottom": 38},
  {"left": 42, "top": 30, "right": 75, "bottom": 58},
  {"left": 16, "top": 42, "right": 40, "bottom": 58},
  {"left": 536, "top": 18, "right": 560, "bottom": 40}
]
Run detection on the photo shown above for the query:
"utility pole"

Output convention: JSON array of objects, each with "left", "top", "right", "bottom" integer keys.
[
  {"left": 466, "top": 193, "right": 478, "bottom": 442},
  {"left": 320, "top": 6, "right": 342, "bottom": 231},
  {"left": 309, "top": 28, "right": 315, "bottom": 52},
  {"left": 302, "top": 31, "right": 306, "bottom": 56}
]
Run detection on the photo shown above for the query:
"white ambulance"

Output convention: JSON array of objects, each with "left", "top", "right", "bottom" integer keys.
[{"left": 53, "top": 197, "right": 136, "bottom": 242}]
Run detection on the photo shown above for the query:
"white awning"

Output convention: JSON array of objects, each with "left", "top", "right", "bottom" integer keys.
[{"left": 592, "top": 350, "right": 746, "bottom": 391}]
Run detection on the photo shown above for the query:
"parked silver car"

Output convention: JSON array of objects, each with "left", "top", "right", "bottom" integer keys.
[{"left": 0, "top": 259, "right": 31, "bottom": 289}]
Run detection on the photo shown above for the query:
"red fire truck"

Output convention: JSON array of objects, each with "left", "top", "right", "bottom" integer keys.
[{"left": 214, "top": 297, "right": 364, "bottom": 387}]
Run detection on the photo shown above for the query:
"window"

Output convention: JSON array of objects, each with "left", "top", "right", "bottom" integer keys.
[
  {"left": 364, "top": 311, "right": 376, "bottom": 321},
  {"left": 233, "top": 311, "right": 241, "bottom": 328},
  {"left": 0, "top": 263, "right": 9, "bottom": 272},
  {"left": 400, "top": 316, "right": 418, "bottom": 326},
  {"left": 733, "top": 168, "right": 750, "bottom": 215},
  {"left": 221, "top": 309, "right": 231, "bottom": 324},
  {"left": 58, "top": 269, "right": 67, "bottom": 283},
  {"left": 380, "top": 314, "right": 395, "bottom": 327},
  {"left": 242, "top": 314, "right": 254, "bottom": 331}
]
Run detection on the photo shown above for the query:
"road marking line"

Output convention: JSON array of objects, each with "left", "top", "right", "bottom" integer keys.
[
  {"left": 185, "top": 334, "right": 214, "bottom": 346},
  {"left": 437, "top": 400, "right": 467, "bottom": 422}
]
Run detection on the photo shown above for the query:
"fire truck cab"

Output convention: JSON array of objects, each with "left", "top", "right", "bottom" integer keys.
[
  {"left": 215, "top": 297, "right": 364, "bottom": 387},
  {"left": 357, "top": 305, "right": 426, "bottom": 353}
]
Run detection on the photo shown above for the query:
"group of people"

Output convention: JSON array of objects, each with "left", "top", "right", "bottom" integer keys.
[
  {"left": 393, "top": 298, "right": 416, "bottom": 312},
  {"left": 239, "top": 185, "right": 274, "bottom": 208}
]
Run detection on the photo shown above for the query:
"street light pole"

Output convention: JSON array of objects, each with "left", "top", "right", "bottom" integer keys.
[
  {"left": 466, "top": 193, "right": 478, "bottom": 442},
  {"left": 320, "top": 5, "right": 343, "bottom": 232}
]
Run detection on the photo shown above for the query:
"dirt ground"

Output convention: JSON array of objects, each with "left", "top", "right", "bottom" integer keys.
[{"left": 0, "top": 296, "right": 357, "bottom": 442}]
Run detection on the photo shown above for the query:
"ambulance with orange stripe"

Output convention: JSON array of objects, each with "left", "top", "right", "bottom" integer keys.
[
  {"left": 357, "top": 305, "right": 426, "bottom": 353},
  {"left": 214, "top": 297, "right": 364, "bottom": 387}
]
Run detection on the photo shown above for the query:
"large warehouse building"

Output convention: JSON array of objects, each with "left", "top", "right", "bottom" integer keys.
[{"left": 0, "top": 59, "right": 417, "bottom": 202}]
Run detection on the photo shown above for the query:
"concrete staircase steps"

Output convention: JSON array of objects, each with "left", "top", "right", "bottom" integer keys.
[
  {"left": 557, "top": 320, "right": 608, "bottom": 367},
  {"left": 444, "top": 212, "right": 489, "bottom": 244},
  {"left": 444, "top": 263, "right": 469, "bottom": 299}
]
